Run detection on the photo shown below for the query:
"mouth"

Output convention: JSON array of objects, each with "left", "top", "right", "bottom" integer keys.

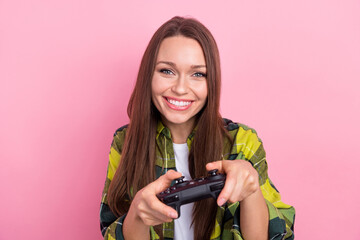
[{"left": 164, "top": 97, "right": 193, "bottom": 110}]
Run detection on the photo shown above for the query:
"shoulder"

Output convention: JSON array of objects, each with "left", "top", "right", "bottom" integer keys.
[
  {"left": 222, "top": 118, "right": 262, "bottom": 142},
  {"left": 111, "top": 124, "right": 129, "bottom": 153},
  {"left": 222, "top": 118, "right": 265, "bottom": 161},
  {"left": 113, "top": 124, "right": 129, "bottom": 136}
]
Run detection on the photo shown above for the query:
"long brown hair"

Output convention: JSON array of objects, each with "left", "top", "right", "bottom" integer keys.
[{"left": 108, "top": 16, "right": 228, "bottom": 240}]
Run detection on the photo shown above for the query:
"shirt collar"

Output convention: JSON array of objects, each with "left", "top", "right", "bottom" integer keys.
[{"left": 156, "top": 120, "right": 197, "bottom": 143}]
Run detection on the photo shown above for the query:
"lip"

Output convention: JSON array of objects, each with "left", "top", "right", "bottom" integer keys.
[{"left": 163, "top": 96, "right": 193, "bottom": 111}]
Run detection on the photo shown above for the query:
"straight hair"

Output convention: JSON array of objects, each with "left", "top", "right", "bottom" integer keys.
[{"left": 108, "top": 16, "right": 229, "bottom": 240}]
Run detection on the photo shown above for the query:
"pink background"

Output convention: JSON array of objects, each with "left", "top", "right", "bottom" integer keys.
[{"left": 1, "top": 0, "right": 359, "bottom": 239}]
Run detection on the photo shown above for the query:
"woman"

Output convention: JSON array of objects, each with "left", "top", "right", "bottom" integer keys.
[{"left": 100, "top": 16, "right": 295, "bottom": 240}]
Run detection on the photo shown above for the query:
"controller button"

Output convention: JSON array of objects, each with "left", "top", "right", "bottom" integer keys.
[
  {"left": 208, "top": 169, "right": 218, "bottom": 176},
  {"left": 171, "top": 186, "right": 176, "bottom": 190},
  {"left": 175, "top": 176, "right": 185, "bottom": 184}
]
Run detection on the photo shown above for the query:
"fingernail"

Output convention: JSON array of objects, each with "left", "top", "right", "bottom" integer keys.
[
  {"left": 169, "top": 212, "right": 177, "bottom": 218},
  {"left": 218, "top": 197, "right": 226, "bottom": 206}
]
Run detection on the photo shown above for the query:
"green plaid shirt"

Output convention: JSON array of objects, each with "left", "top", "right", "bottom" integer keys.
[{"left": 100, "top": 119, "right": 295, "bottom": 239}]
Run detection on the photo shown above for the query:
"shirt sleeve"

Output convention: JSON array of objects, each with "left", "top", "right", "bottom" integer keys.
[
  {"left": 100, "top": 128, "right": 128, "bottom": 240},
  {"left": 251, "top": 144, "right": 295, "bottom": 240},
  {"left": 230, "top": 125, "right": 295, "bottom": 239}
]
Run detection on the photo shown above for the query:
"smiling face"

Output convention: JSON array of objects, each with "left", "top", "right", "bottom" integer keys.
[{"left": 151, "top": 36, "right": 208, "bottom": 134}]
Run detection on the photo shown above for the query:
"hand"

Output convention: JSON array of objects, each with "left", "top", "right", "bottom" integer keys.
[
  {"left": 206, "top": 160, "right": 260, "bottom": 206},
  {"left": 128, "top": 170, "right": 182, "bottom": 226}
]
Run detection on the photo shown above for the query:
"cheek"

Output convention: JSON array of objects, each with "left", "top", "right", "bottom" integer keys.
[
  {"left": 151, "top": 76, "right": 161, "bottom": 97},
  {"left": 151, "top": 79, "right": 158, "bottom": 106},
  {"left": 151, "top": 85, "right": 161, "bottom": 112},
  {"left": 151, "top": 77, "right": 167, "bottom": 105},
  {"left": 152, "top": 76, "right": 173, "bottom": 97},
  {"left": 197, "top": 83, "right": 208, "bottom": 100}
]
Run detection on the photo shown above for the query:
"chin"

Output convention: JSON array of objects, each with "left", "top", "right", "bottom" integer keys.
[{"left": 164, "top": 115, "right": 193, "bottom": 125}]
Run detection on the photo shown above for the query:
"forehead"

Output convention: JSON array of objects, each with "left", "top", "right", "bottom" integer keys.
[{"left": 157, "top": 36, "right": 206, "bottom": 65}]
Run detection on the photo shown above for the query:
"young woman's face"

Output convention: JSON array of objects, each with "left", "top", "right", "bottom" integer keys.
[{"left": 151, "top": 36, "right": 208, "bottom": 131}]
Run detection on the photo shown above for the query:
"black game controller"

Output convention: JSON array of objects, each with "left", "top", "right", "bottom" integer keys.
[{"left": 156, "top": 169, "right": 226, "bottom": 218}]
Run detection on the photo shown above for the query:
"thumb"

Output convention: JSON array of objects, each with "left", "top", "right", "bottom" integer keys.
[
  {"left": 155, "top": 170, "right": 182, "bottom": 193},
  {"left": 206, "top": 160, "right": 224, "bottom": 173}
]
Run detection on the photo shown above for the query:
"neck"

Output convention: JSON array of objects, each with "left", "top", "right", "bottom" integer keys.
[
  {"left": 170, "top": 126, "right": 192, "bottom": 144},
  {"left": 162, "top": 118, "right": 195, "bottom": 144}
]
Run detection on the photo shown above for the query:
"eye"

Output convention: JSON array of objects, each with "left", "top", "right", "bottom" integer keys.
[
  {"left": 193, "top": 72, "right": 207, "bottom": 78},
  {"left": 159, "top": 69, "right": 174, "bottom": 75}
]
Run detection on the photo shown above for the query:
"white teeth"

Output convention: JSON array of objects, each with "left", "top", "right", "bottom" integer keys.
[{"left": 168, "top": 98, "right": 191, "bottom": 107}]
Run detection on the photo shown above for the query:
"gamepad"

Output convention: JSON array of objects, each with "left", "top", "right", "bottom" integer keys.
[{"left": 156, "top": 169, "right": 226, "bottom": 218}]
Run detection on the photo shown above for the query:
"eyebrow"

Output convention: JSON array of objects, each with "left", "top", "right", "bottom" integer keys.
[{"left": 156, "top": 61, "right": 206, "bottom": 69}]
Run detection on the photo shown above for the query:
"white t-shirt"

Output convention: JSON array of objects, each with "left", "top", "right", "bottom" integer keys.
[{"left": 172, "top": 143, "right": 194, "bottom": 240}]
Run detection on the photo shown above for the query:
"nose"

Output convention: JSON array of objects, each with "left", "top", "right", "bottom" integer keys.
[{"left": 171, "top": 74, "right": 188, "bottom": 95}]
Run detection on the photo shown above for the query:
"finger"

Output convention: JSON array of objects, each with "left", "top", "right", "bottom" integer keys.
[
  {"left": 165, "top": 169, "right": 183, "bottom": 180},
  {"left": 154, "top": 170, "right": 182, "bottom": 193},
  {"left": 206, "top": 160, "right": 224, "bottom": 173},
  {"left": 217, "top": 174, "right": 238, "bottom": 206},
  {"left": 139, "top": 201, "right": 175, "bottom": 225},
  {"left": 147, "top": 194, "right": 179, "bottom": 220},
  {"left": 147, "top": 170, "right": 181, "bottom": 219}
]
